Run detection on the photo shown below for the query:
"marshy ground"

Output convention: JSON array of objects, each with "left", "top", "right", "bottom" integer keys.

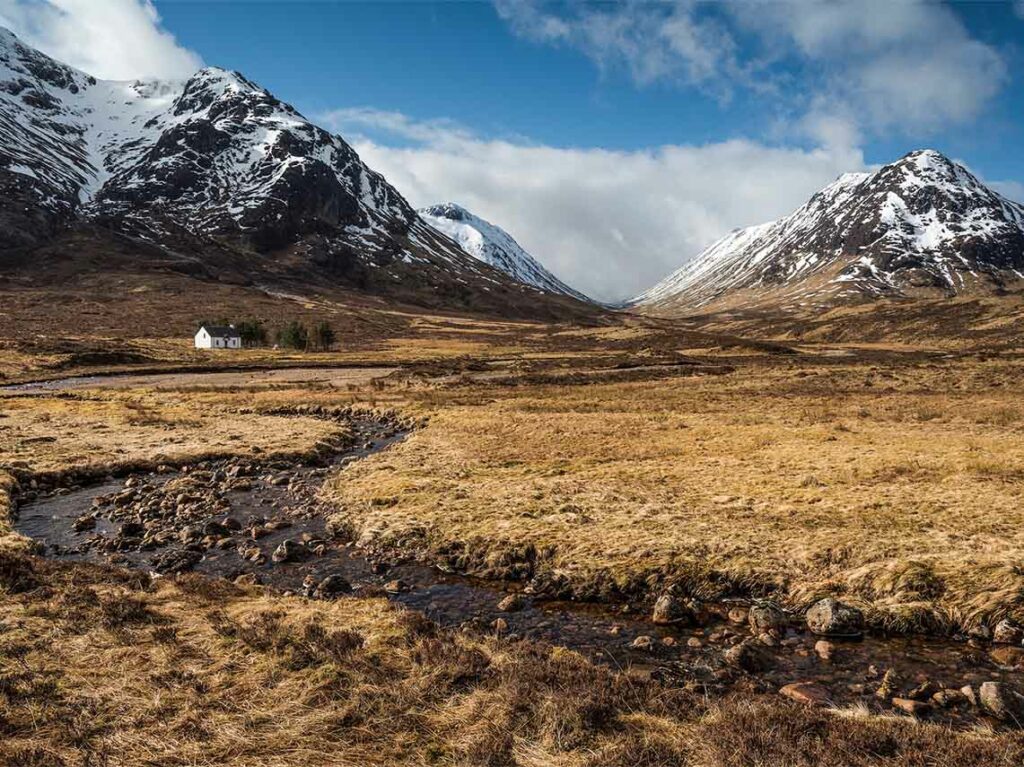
[{"left": 3, "top": 315, "right": 1024, "bottom": 765}]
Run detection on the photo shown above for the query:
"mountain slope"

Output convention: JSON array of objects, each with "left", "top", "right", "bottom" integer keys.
[
  {"left": 633, "top": 150, "right": 1024, "bottom": 314},
  {"left": 0, "top": 28, "right": 591, "bottom": 319},
  {"left": 419, "top": 203, "right": 588, "bottom": 301}
]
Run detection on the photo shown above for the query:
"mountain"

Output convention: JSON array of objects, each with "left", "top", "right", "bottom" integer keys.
[
  {"left": 633, "top": 150, "right": 1024, "bottom": 314},
  {"left": 0, "top": 28, "right": 591, "bottom": 318},
  {"left": 418, "top": 203, "right": 588, "bottom": 301}
]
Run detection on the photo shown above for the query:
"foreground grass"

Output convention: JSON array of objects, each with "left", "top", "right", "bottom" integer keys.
[
  {"left": 1, "top": 553, "right": 1020, "bottom": 767},
  {"left": 326, "top": 354, "right": 1024, "bottom": 633}
]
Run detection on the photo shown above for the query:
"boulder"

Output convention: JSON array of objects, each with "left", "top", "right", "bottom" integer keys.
[
  {"left": 892, "top": 698, "right": 930, "bottom": 717},
  {"left": 271, "top": 539, "right": 303, "bottom": 564},
  {"left": 993, "top": 619, "right": 1024, "bottom": 645},
  {"left": 979, "top": 681, "right": 1024, "bottom": 723},
  {"left": 805, "top": 598, "right": 864, "bottom": 637},
  {"left": 652, "top": 594, "right": 692, "bottom": 625},
  {"left": 152, "top": 548, "right": 202, "bottom": 574},
  {"left": 315, "top": 575, "right": 352, "bottom": 599},
  {"left": 748, "top": 602, "right": 787, "bottom": 634}
]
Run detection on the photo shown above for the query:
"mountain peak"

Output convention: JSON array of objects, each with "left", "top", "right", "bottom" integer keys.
[
  {"left": 419, "top": 203, "right": 588, "bottom": 301},
  {"left": 633, "top": 150, "right": 1024, "bottom": 313}
]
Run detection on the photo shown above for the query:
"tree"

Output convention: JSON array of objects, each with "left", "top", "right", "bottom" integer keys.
[
  {"left": 276, "top": 321, "right": 309, "bottom": 350},
  {"left": 236, "top": 320, "right": 268, "bottom": 348},
  {"left": 312, "top": 320, "right": 336, "bottom": 351}
]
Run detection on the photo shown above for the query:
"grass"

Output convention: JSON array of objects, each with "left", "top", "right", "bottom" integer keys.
[
  {"left": 323, "top": 354, "right": 1024, "bottom": 633},
  {"left": 1, "top": 553, "right": 1020, "bottom": 767}
]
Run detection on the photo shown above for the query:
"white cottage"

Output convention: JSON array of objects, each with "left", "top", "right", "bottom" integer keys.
[{"left": 194, "top": 324, "right": 242, "bottom": 350}]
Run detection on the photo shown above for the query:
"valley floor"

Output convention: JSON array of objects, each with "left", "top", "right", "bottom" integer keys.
[{"left": 3, "top": 315, "right": 1024, "bottom": 764}]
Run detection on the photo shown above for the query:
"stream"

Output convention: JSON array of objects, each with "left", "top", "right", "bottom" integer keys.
[{"left": 12, "top": 415, "right": 1023, "bottom": 729}]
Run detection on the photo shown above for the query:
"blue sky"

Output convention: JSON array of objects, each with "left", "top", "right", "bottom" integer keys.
[{"left": 2, "top": 0, "right": 1023, "bottom": 299}]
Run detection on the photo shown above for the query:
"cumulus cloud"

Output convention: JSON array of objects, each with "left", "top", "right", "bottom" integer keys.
[
  {"left": 498, "top": 1, "right": 1007, "bottom": 140},
  {"left": 0, "top": 0, "right": 201, "bottom": 79},
  {"left": 326, "top": 109, "right": 864, "bottom": 302}
]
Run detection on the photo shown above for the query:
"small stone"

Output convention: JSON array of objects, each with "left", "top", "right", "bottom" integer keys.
[
  {"left": 875, "top": 669, "right": 899, "bottom": 699},
  {"left": 814, "top": 640, "right": 835, "bottom": 662},
  {"left": 908, "top": 680, "right": 938, "bottom": 701},
  {"left": 384, "top": 579, "right": 411, "bottom": 594},
  {"left": 222, "top": 517, "right": 242, "bottom": 531},
  {"left": 497, "top": 593, "right": 525, "bottom": 612},
  {"left": 727, "top": 606, "right": 749, "bottom": 624},
  {"left": 492, "top": 618, "right": 508, "bottom": 633},
  {"left": 72, "top": 514, "right": 97, "bottom": 532},
  {"left": 805, "top": 597, "right": 864, "bottom": 637},
  {"left": 758, "top": 632, "right": 779, "bottom": 648},
  {"left": 661, "top": 636, "right": 677, "bottom": 647},
  {"left": 993, "top": 619, "right": 1024, "bottom": 645},
  {"left": 748, "top": 602, "right": 787, "bottom": 634},
  {"left": 725, "top": 639, "right": 773, "bottom": 672},
  {"left": 631, "top": 635, "right": 654, "bottom": 650},
  {"left": 780, "top": 682, "right": 829, "bottom": 706},
  {"left": 652, "top": 594, "right": 691, "bottom": 625},
  {"left": 892, "top": 698, "right": 930, "bottom": 717},
  {"left": 960, "top": 685, "right": 978, "bottom": 706},
  {"left": 687, "top": 637, "right": 703, "bottom": 648},
  {"left": 609, "top": 624, "right": 623, "bottom": 636},
  {"left": 931, "top": 689, "right": 967, "bottom": 708}
]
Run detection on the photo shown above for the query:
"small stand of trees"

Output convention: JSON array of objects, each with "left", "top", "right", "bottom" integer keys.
[{"left": 275, "top": 320, "right": 336, "bottom": 351}]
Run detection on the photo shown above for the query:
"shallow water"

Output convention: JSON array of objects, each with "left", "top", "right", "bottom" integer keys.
[{"left": 14, "top": 418, "right": 1020, "bottom": 727}]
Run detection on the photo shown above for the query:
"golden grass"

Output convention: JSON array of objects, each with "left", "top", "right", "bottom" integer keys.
[
  {"left": 1, "top": 555, "right": 1020, "bottom": 766},
  {"left": 325, "top": 355, "right": 1024, "bottom": 633}
]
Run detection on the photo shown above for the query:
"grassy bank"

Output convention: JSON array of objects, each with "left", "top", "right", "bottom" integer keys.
[{"left": 1, "top": 553, "right": 1020, "bottom": 767}]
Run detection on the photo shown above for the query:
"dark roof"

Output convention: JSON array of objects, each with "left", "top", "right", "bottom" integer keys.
[{"left": 198, "top": 324, "right": 241, "bottom": 338}]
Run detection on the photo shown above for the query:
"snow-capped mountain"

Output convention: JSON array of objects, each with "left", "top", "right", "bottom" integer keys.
[
  {"left": 633, "top": 150, "right": 1024, "bottom": 313},
  {"left": 0, "top": 28, "right": 587, "bottom": 314},
  {"left": 418, "top": 203, "right": 588, "bottom": 300}
]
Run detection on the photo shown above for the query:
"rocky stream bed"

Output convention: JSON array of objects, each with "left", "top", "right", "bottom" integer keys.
[{"left": 12, "top": 413, "right": 1024, "bottom": 730}]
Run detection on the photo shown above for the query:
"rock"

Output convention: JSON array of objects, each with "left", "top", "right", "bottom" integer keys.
[
  {"left": 497, "top": 593, "right": 525, "bottom": 612},
  {"left": 492, "top": 618, "right": 508, "bottom": 633},
  {"left": 384, "top": 579, "right": 411, "bottom": 594},
  {"left": 687, "top": 637, "right": 703, "bottom": 648},
  {"left": 661, "top": 636, "right": 677, "bottom": 647},
  {"left": 805, "top": 597, "right": 864, "bottom": 637},
  {"left": 631, "top": 635, "right": 654, "bottom": 651},
  {"left": 315, "top": 575, "right": 352, "bottom": 599},
  {"left": 758, "top": 632, "right": 779, "bottom": 648},
  {"left": 652, "top": 594, "right": 691, "bottom": 625},
  {"left": 960, "top": 685, "right": 978, "bottom": 706},
  {"left": 748, "top": 602, "right": 787, "bottom": 634},
  {"left": 724, "top": 639, "right": 773, "bottom": 672},
  {"left": 222, "top": 517, "right": 242, "bottom": 531},
  {"left": 152, "top": 548, "right": 202, "bottom": 574},
  {"left": 875, "top": 669, "right": 899, "bottom": 699},
  {"left": 979, "top": 681, "right": 1024, "bottom": 723},
  {"left": 119, "top": 521, "right": 145, "bottom": 538},
  {"left": 892, "top": 698, "right": 930, "bottom": 717},
  {"left": 250, "top": 526, "right": 271, "bottom": 540},
  {"left": 990, "top": 646, "right": 1024, "bottom": 670},
  {"left": 72, "top": 514, "right": 97, "bottom": 532},
  {"left": 727, "top": 606, "right": 749, "bottom": 624},
  {"left": 993, "top": 619, "right": 1024, "bottom": 645},
  {"left": 932, "top": 689, "right": 967, "bottom": 708},
  {"left": 814, "top": 640, "right": 835, "bottom": 662},
  {"left": 271, "top": 539, "right": 303, "bottom": 564},
  {"left": 780, "top": 682, "right": 830, "bottom": 706},
  {"left": 908, "top": 680, "right": 938, "bottom": 701},
  {"left": 968, "top": 624, "right": 992, "bottom": 642}
]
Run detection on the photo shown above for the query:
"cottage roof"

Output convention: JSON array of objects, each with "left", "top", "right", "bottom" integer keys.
[{"left": 198, "top": 325, "right": 241, "bottom": 338}]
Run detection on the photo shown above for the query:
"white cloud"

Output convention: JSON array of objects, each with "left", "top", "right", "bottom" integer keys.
[
  {"left": 498, "top": 1, "right": 1007, "bottom": 140},
  {"left": 0, "top": 0, "right": 201, "bottom": 79},
  {"left": 326, "top": 109, "right": 864, "bottom": 302}
]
